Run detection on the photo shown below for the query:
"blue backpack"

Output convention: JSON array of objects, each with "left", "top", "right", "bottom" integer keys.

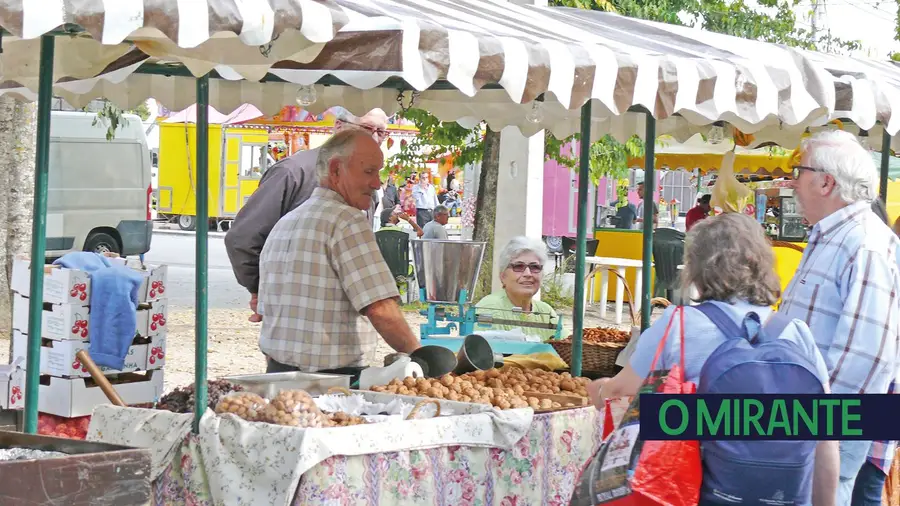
[{"left": 694, "top": 303, "right": 825, "bottom": 506}]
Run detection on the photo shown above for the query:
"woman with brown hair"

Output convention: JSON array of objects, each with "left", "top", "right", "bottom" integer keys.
[{"left": 587, "top": 212, "right": 838, "bottom": 506}]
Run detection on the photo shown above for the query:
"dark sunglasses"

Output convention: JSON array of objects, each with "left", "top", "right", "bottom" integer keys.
[
  {"left": 509, "top": 262, "right": 543, "bottom": 274},
  {"left": 791, "top": 165, "right": 826, "bottom": 180}
]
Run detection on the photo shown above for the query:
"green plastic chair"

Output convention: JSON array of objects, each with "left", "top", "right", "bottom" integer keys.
[
  {"left": 652, "top": 228, "right": 685, "bottom": 302},
  {"left": 374, "top": 229, "right": 414, "bottom": 303}
]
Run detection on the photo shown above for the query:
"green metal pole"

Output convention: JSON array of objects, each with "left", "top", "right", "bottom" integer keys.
[
  {"left": 571, "top": 100, "right": 592, "bottom": 377},
  {"left": 193, "top": 75, "right": 210, "bottom": 433},
  {"left": 23, "top": 35, "right": 55, "bottom": 434},
  {"left": 880, "top": 129, "right": 890, "bottom": 205},
  {"left": 640, "top": 114, "right": 656, "bottom": 332}
]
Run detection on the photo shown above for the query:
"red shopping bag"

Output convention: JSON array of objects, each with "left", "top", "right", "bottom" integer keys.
[{"left": 569, "top": 306, "right": 702, "bottom": 506}]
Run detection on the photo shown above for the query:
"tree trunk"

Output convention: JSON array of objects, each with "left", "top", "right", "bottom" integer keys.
[
  {"left": 473, "top": 128, "right": 501, "bottom": 300},
  {"left": 0, "top": 96, "right": 37, "bottom": 359}
]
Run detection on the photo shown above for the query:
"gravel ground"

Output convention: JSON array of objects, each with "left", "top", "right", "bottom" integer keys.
[{"left": 0, "top": 303, "right": 665, "bottom": 392}]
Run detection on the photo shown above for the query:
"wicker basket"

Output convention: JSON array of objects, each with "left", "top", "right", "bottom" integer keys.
[
  {"left": 553, "top": 268, "right": 673, "bottom": 376},
  {"left": 549, "top": 269, "right": 636, "bottom": 376}
]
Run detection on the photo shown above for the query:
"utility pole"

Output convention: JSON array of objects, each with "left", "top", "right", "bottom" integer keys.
[{"left": 810, "top": 0, "right": 819, "bottom": 40}]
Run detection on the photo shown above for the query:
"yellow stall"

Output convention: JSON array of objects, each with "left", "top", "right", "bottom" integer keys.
[
  {"left": 156, "top": 104, "right": 272, "bottom": 231},
  {"left": 590, "top": 134, "right": 819, "bottom": 303},
  {"left": 156, "top": 105, "right": 419, "bottom": 231}
]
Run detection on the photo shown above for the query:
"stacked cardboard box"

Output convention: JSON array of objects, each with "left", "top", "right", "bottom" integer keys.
[{"left": 9, "top": 255, "right": 168, "bottom": 417}]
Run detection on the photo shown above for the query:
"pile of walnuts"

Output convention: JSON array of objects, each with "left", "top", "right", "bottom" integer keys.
[
  {"left": 561, "top": 327, "right": 631, "bottom": 344},
  {"left": 213, "top": 389, "right": 369, "bottom": 428},
  {"left": 369, "top": 368, "right": 590, "bottom": 411}
]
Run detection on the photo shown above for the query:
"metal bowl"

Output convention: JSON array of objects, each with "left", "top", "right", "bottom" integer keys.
[{"left": 222, "top": 372, "right": 351, "bottom": 398}]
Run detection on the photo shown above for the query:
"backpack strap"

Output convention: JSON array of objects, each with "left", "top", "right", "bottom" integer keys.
[
  {"left": 760, "top": 312, "right": 795, "bottom": 342},
  {"left": 693, "top": 302, "right": 746, "bottom": 340}
]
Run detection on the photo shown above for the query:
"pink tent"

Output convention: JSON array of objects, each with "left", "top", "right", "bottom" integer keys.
[{"left": 162, "top": 104, "right": 263, "bottom": 125}]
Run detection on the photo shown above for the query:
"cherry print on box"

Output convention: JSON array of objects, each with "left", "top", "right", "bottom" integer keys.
[
  {"left": 70, "top": 317, "right": 88, "bottom": 338},
  {"left": 149, "top": 280, "right": 166, "bottom": 299},
  {"left": 149, "top": 345, "right": 165, "bottom": 365},
  {"left": 68, "top": 283, "right": 88, "bottom": 302},
  {"left": 9, "top": 385, "right": 22, "bottom": 405},
  {"left": 71, "top": 357, "right": 88, "bottom": 374},
  {"left": 150, "top": 312, "right": 167, "bottom": 332}
]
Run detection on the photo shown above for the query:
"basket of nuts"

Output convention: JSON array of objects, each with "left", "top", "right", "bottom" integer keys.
[{"left": 548, "top": 268, "right": 637, "bottom": 376}]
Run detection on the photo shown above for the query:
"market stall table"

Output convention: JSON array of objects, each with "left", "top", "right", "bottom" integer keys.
[
  {"left": 585, "top": 256, "right": 652, "bottom": 324},
  {"left": 86, "top": 392, "right": 630, "bottom": 506}
]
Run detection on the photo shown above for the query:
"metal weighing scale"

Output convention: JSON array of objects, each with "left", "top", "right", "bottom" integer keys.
[{"left": 411, "top": 239, "right": 562, "bottom": 355}]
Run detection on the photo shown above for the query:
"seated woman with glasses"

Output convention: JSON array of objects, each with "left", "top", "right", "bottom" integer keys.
[{"left": 475, "top": 236, "right": 559, "bottom": 340}]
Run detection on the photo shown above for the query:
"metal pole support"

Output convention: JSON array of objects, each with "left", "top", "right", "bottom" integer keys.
[
  {"left": 23, "top": 35, "right": 56, "bottom": 434},
  {"left": 640, "top": 115, "right": 656, "bottom": 332},
  {"left": 193, "top": 75, "right": 210, "bottom": 433},
  {"left": 571, "top": 100, "right": 592, "bottom": 376},
  {"left": 880, "top": 129, "right": 890, "bottom": 206}
]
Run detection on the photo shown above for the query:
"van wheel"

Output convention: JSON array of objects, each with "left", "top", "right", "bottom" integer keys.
[
  {"left": 178, "top": 215, "right": 196, "bottom": 231},
  {"left": 84, "top": 232, "right": 120, "bottom": 255}
]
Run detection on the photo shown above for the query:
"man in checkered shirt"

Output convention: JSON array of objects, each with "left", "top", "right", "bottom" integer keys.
[
  {"left": 257, "top": 129, "right": 420, "bottom": 376},
  {"left": 780, "top": 130, "right": 900, "bottom": 506}
]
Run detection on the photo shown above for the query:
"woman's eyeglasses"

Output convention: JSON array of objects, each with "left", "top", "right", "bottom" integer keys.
[
  {"left": 509, "top": 262, "right": 543, "bottom": 273},
  {"left": 791, "top": 165, "right": 826, "bottom": 180}
]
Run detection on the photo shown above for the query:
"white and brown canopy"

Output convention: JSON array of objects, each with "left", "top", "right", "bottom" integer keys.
[{"left": 2, "top": 0, "right": 900, "bottom": 148}]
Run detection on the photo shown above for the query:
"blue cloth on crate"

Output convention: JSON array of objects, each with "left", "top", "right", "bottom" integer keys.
[{"left": 53, "top": 252, "right": 143, "bottom": 370}]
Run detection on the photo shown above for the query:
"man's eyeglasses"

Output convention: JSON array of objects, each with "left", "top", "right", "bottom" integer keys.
[
  {"left": 791, "top": 165, "right": 826, "bottom": 180},
  {"left": 509, "top": 262, "right": 543, "bottom": 274},
  {"left": 345, "top": 120, "right": 388, "bottom": 138}
]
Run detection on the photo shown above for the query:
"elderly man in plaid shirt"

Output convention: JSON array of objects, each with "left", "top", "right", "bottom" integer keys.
[
  {"left": 780, "top": 130, "right": 900, "bottom": 506},
  {"left": 257, "top": 129, "right": 421, "bottom": 377}
]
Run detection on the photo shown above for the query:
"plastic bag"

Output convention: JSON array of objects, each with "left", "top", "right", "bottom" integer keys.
[
  {"left": 263, "top": 389, "right": 330, "bottom": 428},
  {"left": 710, "top": 151, "right": 752, "bottom": 214},
  {"left": 569, "top": 307, "right": 702, "bottom": 506},
  {"left": 214, "top": 392, "right": 268, "bottom": 422}
]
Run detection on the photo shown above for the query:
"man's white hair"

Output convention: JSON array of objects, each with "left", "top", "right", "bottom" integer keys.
[
  {"left": 333, "top": 107, "right": 388, "bottom": 127},
  {"left": 801, "top": 130, "right": 878, "bottom": 204},
  {"left": 498, "top": 236, "right": 550, "bottom": 271},
  {"left": 315, "top": 129, "right": 372, "bottom": 182}
]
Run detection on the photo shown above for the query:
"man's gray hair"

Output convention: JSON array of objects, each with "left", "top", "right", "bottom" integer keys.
[
  {"left": 498, "top": 236, "right": 549, "bottom": 271},
  {"left": 433, "top": 205, "right": 449, "bottom": 215},
  {"left": 333, "top": 108, "right": 357, "bottom": 124},
  {"left": 800, "top": 130, "right": 878, "bottom": 204},
  {"left": 315, "top": 129, "right": 372, "bottom": 181}
]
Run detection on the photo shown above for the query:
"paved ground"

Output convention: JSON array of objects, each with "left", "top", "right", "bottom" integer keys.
[{"left": 144, "top": 231, "right": 247, "bottom": 310}]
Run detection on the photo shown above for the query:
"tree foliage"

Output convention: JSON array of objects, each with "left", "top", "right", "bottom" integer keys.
[
  {"left": 383, "top": 108, "right": 482, "bottom": 179},
  {"left": 90, "top": 100, "right": 152, "bottom": 141}
]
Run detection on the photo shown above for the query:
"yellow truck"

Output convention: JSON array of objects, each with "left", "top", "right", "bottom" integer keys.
[
  {"left": 155, "top": 106, "right": 421, "bottom": 231},
  {"left": 155, "top": 121, "right": 270, "bottom": 231}
]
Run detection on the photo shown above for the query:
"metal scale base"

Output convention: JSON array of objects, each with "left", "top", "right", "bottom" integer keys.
[{"left": 418, "top": 289, "right": 560, "bottom": 356}]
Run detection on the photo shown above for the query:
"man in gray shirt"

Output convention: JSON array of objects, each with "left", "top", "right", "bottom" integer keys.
[
  {"left": 225, "top": 108, "right": 390, "bottom": 322},
  {"left": 422, "top": 205, "right": 450, "bottom": 240}
]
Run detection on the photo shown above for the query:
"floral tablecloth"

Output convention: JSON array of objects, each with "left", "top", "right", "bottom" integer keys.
[{"left": 150, "top": 407, "right": 604, "bottom": 506}]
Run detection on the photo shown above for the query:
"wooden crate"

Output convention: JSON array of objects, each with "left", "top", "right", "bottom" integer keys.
[{"left": 0, "top": 431, "right": 151, "bottom": 505}]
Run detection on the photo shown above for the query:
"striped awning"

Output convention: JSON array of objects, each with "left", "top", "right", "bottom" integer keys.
[
  {"left": 0, "top": 0, "right": 348, "bottom": 87},
  {"left": 4, "top": 0, "right": 900, "bottom": 148}
]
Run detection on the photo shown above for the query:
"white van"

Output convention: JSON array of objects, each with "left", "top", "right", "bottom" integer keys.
[{"left": 47, "top": 111, "right": 153, "bottom": 258}]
